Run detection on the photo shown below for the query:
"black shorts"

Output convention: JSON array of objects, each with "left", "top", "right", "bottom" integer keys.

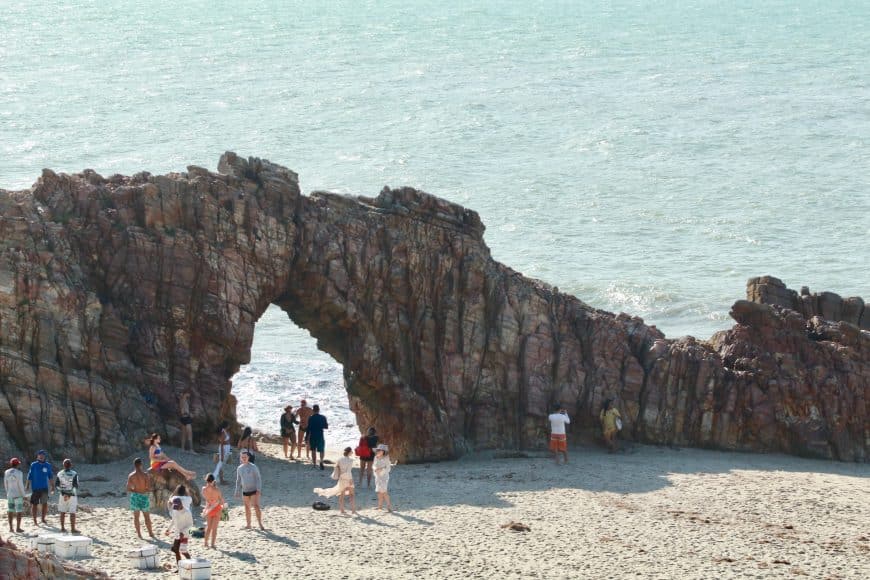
[
  {"left": 242, "top": 490, "right": 258, "bottom": 497},
  {"left": 180, "top": 415, "right": 193, "bottom": 426},
  {"left": 31, "top": 489, "right": 48, "bottom": 505},
  {"left": 280, "top": 429, "right": 295, "bottom": 438}
]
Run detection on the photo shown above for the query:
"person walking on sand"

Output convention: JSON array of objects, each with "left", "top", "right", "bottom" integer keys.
[
  {"left": 307, "top": 404, "right": 329, "bottom": 470},
  {"left": 126, "top": 458, "right": 155, "bottom": 539},
  {"left": 295, "top": 399, "right": 314, "bottom": 461},
  {"left": 4, "top": 458, "right": 26, "bottom": 533},
  {"left": 314, "top": 447, "right": 356, "bottom": 515},
  {"left": 373, "top": 444, "right": 393, "bottom": 512},
  {"left": 234, "top": 450, "right": 264, "bottom": 530},
  {"left": 25, "top": 450, "right": 53, "bottom": 526},
  {"left": 237, "top": 426, "right": 259, "bottom": 462},
  {"left": 356, "top": 427, "right": 378, "bottom": 488},
  {"left": 165, "top": 496, "right": 193, "bottom": 569},
  {"left": 148, "top": 434, "right": 196, "bottom": 480},
  {"left": 179, "top": 392, "right": 195, "bottom": 453},
  {"left": 201, "top": 474, "right": 225, "bottom": 548},
  {"left": 55, "top": 459, "right": 80, "bottom": 534},
  {"left": 548, "top": 406, "right": 571, "bottom": 465},
  {"left": 280, "top": 405, "right": 298, "bottom": 459},
  {"left": 212, "top": 421, "right": 231, "bottom": 484},
  {"left": 600, "top": 398, "right": 622, "bottom": 453}
]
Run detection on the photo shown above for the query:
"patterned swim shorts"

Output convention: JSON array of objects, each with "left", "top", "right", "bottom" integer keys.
[
  {"left": 7, "top": 497, "right": 24, "bottom": 513},
  {"left": 129, "top": 492, "right": 150, "bottom": 512}
]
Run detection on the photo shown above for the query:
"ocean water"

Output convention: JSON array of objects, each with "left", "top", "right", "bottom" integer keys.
[{"left": 2, "top": 1, "right": 868, "bottom": 441}]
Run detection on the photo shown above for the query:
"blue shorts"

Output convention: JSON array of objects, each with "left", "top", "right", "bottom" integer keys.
[{"left": 309, "top": 435, "right": 325, "bottom": 453}]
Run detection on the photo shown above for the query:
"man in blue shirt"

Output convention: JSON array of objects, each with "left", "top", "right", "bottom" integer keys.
[
  {"left": 306, "top": 405, "right": 329, "bottom": 470},
  {"left": 26, "top": 450, "right": 54, "bottom": 526}
]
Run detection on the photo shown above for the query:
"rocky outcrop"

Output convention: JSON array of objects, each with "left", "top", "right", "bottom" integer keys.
[
  {"left": 0, "top": 154, "right": 866, "bottom": 463},
  {"left": 747, "top": 275, "right": 869, "bottom": 329},
  {"left": 0, "top": 543, "right": 108, "bottom": 579}
]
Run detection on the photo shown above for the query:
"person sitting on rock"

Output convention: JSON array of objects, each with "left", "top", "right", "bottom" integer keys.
[{"left": 148, "top": 434, "right": 196, "bottom": 480}]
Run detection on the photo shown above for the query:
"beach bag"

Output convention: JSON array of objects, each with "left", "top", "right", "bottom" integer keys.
[
  {"left": 312, "top": 501, "right": 330, "bottom": 511},
  {"left": 330, "top": 464, "right": 340, "bottom": 481},
  {"left": 615, "top": 417, "right": 623, "bottom": 431},
  {"left": 354, "top": 436, "right": 372, "bottom": 459}
]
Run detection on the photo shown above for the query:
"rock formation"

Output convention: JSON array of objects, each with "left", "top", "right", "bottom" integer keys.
[
  {"left": 0, "top": 154, "right": 866, "bottom": 463},
  {"left": 0, "top": 542, "right": 108, "bottom": 579}
]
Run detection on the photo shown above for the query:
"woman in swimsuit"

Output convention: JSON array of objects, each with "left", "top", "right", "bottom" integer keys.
[
  {"left": 237, "top": 427, "right": 259, "bottom": 463},
  {"left": 148, "top": 434, "right": 196, "bottom": 480}
]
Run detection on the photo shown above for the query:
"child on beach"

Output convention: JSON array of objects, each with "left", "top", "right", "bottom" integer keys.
[
  {"left": 314, "top": 447, "right": 356, "bottom": 515},
  {"left": 373, "top": 444, "right": 393, "bottom": 512},
  {"left": 201, "top": 474, "right": 225, "bottom": 548},
  {"left": 165, "top": 496, "right": 193, "bottom": 568}
]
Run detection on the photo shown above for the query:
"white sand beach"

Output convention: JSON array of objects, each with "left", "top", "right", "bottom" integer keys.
[{"left": 7, "top": 442, "right": 868, "bottom": 579}]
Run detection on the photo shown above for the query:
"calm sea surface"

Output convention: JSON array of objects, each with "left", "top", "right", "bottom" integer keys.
[{"left": 2, "top": 1, "right": 868, "bottom": 444}]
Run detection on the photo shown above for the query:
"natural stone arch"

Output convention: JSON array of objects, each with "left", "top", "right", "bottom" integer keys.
[{"left": 0, "top": 153, "right": 866, "bottom": 463}]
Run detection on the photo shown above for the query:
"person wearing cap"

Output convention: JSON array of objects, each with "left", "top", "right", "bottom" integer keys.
[
  {"left": 373, "top": 444, "right": 394, "bottom": 512},
  {"left": 25, "top": 450, "right": 54, "bottom": 526},
  {"left": 295, "top": 399, "right": 314, "bottom": 461},
  {"left": 280, "top": 405, "right": 298, "bottom": 460},
  {"left": 55, "top": 458, "right": 80, "bottom": 534},
  {"left": 233, "top": 450, "right": 264, "bottom": 530},
  {"left": 4, "top": 458, "right": 26, "bottom": 533}
]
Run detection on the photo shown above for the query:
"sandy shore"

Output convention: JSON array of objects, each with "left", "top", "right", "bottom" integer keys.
[{"left": 6, "top": 441, "right": 868, "bottom": 579}]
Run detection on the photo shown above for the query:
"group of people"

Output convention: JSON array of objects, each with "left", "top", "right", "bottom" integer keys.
[
  {"left": 278, "top": 399, "right": 328, "bottom": 468},
  {"left": 2, "top": 451, "right": 82, "bottom": 545},
  {"left": 548, "top": 398, "right": 623, "bottom": 464}
]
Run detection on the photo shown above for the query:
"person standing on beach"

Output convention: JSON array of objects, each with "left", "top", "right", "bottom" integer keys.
[
  {"left": 373, "top": 444, "right": 393, "bottom": 512},
  {"left": 179, "top": 392, "right": 195, "bottom": 453},
  {"left": 234, "top": 450, "right": 264, "bottom": 530},
  {"left": 54, "top": 459, "right": 80, "bottom": 534},
  {"left": 4, "top": 458, "right": 26, "bottom": 533},
  {"left": 280, "top": 405, "right": 298, "bottom": 460},
  {"left": 212, "top": 421, "right": 231, "bottom": 484},
  {"left": 356, "top": 427, "right": 378, "bottom": 488},
  {"left": 548, "top": 406, "right": 571, "bottom": 465},
  {"left": 165, "top": 496, "right": 193, "bottom": 568},
  {"left": 314, "top": 447, "right": 356, "bottom": 515},
  {"left": 237, "top": 426, "right": 259, "bottom": 462},
  {"left": 201, "top": 474, "right": 225, "bottom": 548},
  {"left": 25, "top": 450, "right": 53, "bottom": 526},
  {"left": 295, "top": 400, "right": 314, "bottom": 461},
  {"left": 600, "top": 399, "right": 622, "bottom": 453},
  {"left": 306, "top": 404, "right": 328, "bottom": 470},
  {"left": 126, "top": 458, "right": 155, "bottom": 539}
]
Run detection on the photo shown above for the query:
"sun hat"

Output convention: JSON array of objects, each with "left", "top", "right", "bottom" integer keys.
[
  {"left": 9, "top": 458, "right": 20, "bottom": 466},
  {"left": 375, "top": 444, "right": 389, "bottom": 452}
]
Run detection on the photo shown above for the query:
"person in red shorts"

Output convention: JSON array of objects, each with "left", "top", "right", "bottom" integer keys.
[{"left": 548, "top": 406, "right": 571, "bottom": 465}]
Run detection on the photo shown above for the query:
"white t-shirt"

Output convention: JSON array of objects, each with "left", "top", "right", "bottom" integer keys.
[{"left": 548, "top": 412, "right": 570, "bottom": 435}]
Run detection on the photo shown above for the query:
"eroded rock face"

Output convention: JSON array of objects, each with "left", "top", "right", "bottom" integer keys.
[{"left": 0, "top": 154, "right": 866, "bottom": 463}]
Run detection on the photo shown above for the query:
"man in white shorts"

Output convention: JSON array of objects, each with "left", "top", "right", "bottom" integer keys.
[{"left": 55, "top": 459, "right": 80, "bottom": 534}]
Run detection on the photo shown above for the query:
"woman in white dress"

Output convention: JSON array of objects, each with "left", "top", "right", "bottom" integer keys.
[
  {"left": 313, "top": 447, "right": 356, "bottom": 514},
  {"left": 373, "top": 444, "right": 393, "bottom": 512}
]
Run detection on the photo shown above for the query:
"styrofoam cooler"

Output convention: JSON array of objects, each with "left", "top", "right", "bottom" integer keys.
[
  {"left": 178, "top": 557, "right": 212, "bottom": 580},
  {"left": 127, "top": 543, "right": 159, "bottom": 569},
  {"left": 32, "top": 533, "right": 63, "bottom": 554},
  {"left": 53, "top": 535, "right": 93, "bottom": 558}
]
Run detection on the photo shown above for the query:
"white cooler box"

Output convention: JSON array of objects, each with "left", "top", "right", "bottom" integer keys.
[
  {"left": 178, "top": 557, "right": 212, "bottom": 580},
  {"left": 127, "top": 543, "right": 159, "bottom": 569},
  {"left": 32, "top": 533, "right": 64, "bottom": 554},
  {"left": 54, "top": 535, "right": 93, "bottom": 559}
]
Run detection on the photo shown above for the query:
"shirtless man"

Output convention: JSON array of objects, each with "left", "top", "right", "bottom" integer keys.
[
  {"left": 295, "top": 400, "right": 314, "bottom": 461},
  {"left": 179, "top": 392, "right": 194, "bottom": 453},
  {"left": 126, "top": 458, "right": 155, "bottom": 539}
]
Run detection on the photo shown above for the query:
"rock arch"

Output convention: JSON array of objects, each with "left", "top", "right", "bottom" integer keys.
[{"left": 0, "top": 153, "right": 866, "bottom": 463}]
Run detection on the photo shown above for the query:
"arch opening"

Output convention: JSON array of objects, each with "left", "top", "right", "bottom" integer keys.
[{"left": 233, "top": 305, "right": 360, "bottom": 447}]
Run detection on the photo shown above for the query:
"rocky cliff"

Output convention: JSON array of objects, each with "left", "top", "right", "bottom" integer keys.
[{"left": 0, "top": 154, "right": 866, "bottom": 463}]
